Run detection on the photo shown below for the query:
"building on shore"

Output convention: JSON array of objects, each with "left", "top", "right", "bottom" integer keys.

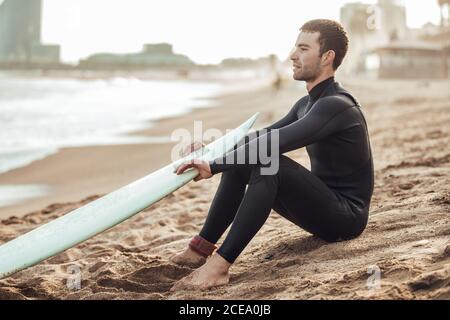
[
  {"left": 78, "top": 43, "right": 194, "bottom": 69},
  {"left": 0, "top": 0, "right": 60, "bottom": 67},
  {"left": 375, "top": 0, "right": 450, "bottom": 79},
  {"left": 376, "top": 40, "right": 449, "bottom": 79},
  {"left": 340, "top": 0, "right": 450, "bottom": 79},
  {"left": 340, "top": 0, "right": 407, "bottom": 76}
]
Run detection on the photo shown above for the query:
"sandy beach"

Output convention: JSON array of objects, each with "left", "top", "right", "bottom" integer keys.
[{"left": 0, "top": 78, "right": 449, "bottom": 300}]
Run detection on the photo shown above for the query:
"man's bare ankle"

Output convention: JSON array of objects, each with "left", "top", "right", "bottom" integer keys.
[{"left": 207, "top": 253, "right": 232, "bottom": 273}]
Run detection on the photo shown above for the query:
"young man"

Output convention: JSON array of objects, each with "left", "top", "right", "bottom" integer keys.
[{"left": 171, "top": 19, "right": 374, "bottom": 291}]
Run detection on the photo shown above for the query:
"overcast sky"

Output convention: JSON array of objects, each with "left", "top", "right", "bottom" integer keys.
[{"left": 41, "top": 0, "right": 442, "bottom": 64}]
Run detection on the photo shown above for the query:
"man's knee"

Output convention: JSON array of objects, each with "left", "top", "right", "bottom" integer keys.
[
  {"left": 257, "top": 153, "right": 297, "bottom": 176},
  {"left": 221, "top": 167, "right": 251, "bottom": 184},
  {"left": 248, "top": 165, "right": 279, "bottom": 185},
  {"left": 249, "top": 154, "right": 291, "bottom": 180}
]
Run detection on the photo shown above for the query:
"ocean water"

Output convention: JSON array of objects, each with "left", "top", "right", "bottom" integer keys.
[
  {"left": 0, "top": 74, "right": 223, "bottom": 174},
  {"left": 0, "top": 184, "right": 50, "bottom": 207}
]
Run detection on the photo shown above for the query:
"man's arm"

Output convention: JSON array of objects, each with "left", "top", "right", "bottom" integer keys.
[
  {"left": 209, "top": 96, "right": 356, "bottom": 174},
  {"left": 221, "top": 97, "right": 304, "bottom": 158},
  {"left": 263, "top": 97, "right": 305, "bottom": 130}
]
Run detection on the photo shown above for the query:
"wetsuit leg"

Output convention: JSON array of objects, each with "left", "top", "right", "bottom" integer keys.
[
  {"left": 199, "top": 166, "right": 297, "bottom": 244},
  {"left": 270, "top": 156, "right": 367, "bottom": 242},
  {"left": 198, "top": 168, "right": 249, "bottom": 244},
  {"left": 213, "top": 155, "right": 366, "bottom": 263}
]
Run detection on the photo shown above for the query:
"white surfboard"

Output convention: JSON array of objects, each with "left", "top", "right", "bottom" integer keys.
[{"left": 0, "top": 113, "right": 259, "bottom": 279}]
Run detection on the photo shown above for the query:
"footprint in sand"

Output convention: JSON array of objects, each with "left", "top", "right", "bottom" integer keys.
[
  {"left": 407, "top": 268, "right": 450, "bottom": 294},
  {"left": 88, "top": 261, "right": 109, "bottom": 273},
  {"left": 180, "top": 190, "right": 197, "bottom": 199},
  {"left": 0, "top": 287, "right": 27, "bottom": 300},
  {"left": 96, "top": 264, "right": 192, "bottom": 294}
]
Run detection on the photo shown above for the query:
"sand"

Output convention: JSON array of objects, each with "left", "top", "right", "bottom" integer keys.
[{"left": 0, "top": 78, "right": 449, "bottom": 300}]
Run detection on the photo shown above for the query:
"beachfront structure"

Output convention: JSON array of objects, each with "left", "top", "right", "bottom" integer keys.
[
  {"left": 340, "top": 0, "right": 450, "bottom": 79},
  {"left": 78, "top": 43, "right": 194, "bottom": 69},
  {"left": 220, "top": 55, "right": 278, "bottom": 68},
  {"left": 375, "top": 1, "right": 450, "bottom": 80},
  {"left": 0, "top": 0, "right": 60, "bottom": 66},
  {"left": 340, "top": 2, "right": 380, "bottom": 75},
  {"left": 418, "top": 25, "right": 450, "bottom": 79},
  {"left": 142, "top": 43, "right": 174, "bottom": 55},
  {"left": 339, "top": 0, "right": 408, "bottom": 76},
  {"left": 376, "top": 40, "right": 449, "bottom": 79},
  {"left": 378, "top": 0, "right": 408, "bottom": 41}
]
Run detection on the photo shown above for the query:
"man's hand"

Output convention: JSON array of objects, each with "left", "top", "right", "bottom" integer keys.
[
  {"left": 175, "top": 159, "right": 213, "bottom": 182},
  {"left": 179, "top": 141, "right": 206, "bottom": 157}
]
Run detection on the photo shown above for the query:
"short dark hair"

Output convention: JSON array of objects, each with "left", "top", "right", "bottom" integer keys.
[{"left": 300, "top": 19, "right": 349, "bottom": 70}]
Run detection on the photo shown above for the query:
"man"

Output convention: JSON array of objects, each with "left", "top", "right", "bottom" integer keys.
[{"left": 170, "top": 19, "right": 374, "bottom": 291}]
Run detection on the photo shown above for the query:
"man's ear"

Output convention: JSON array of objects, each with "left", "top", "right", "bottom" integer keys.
[{"left": 321, "top": 50, "right": 335, "bottom": 67}]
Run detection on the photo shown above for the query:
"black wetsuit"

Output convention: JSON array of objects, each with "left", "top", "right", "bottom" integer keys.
[{"left": 199, "top": 77, "right": 374, "bottom": 263}]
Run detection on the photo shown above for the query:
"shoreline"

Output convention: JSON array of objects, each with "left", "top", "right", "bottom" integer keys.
[{"left": 0, "top": 79, "right": 301, "bottom": 219}]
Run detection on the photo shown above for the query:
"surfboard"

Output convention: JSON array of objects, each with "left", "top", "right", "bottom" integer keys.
[{"left": 0, "top": 113, "right": 259, "bottom": 279}]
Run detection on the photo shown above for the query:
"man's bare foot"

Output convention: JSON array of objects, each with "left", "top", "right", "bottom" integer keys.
[
  {"left": 170, "top": 247, "right": 207, "bottom": 268},
  {"left": 170, "top": 253, "right": 231, "bottom": 291}
]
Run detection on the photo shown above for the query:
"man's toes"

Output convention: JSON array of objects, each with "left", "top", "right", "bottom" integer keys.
[
  {"left": 170, "top": 274, "right": 195, "bottom": 292},
  {"left": 171, "top": 280, "right": 198, "bottom": 292},
  {"left": 170, "top": 280, "right": 185, "bottom": 292},
  {"left": 203, "top": 277, "right": 229, "bottom": 290}
]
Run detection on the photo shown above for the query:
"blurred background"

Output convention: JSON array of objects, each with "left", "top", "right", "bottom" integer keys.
[
  {"left": 1, "top": 0, "right": 449, "bottom": 76},
  {"left": 0, "top": 0, "right": 449, "bottom": 215}
]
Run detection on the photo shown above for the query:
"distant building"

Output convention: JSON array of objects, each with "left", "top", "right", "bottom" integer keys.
[
  {"left": 220, "top": 56, "right": 274, "bottom": 68},
  {"left": 377, "top": 0, "right": 407, "bottom": 41},
  {"left": 418, "top": 22, "right": 450, "bottom": 79},
  {"left": 341, "top": 0, "right": 450, "bottom": 79},
  {"left": 376, "top": 40, "right": 449, "bottom": 79},
  {"left": 0, "top": 0, "right": 60, "bottom": 66},
  {"left": 340, "top": 2, "right": 380, "bottom": 75},
  {"left": 420, "top": 28, "right": 450, "bottom": 47},
  {"left": 78, "top": 43, "right": 194, "bottom": 69},
  {"left": 375, "top": 1, "right": 450, "bottom": 79},
  {"left": 142, "top": 43, "right": 173, "bottom": 55},
  {"left": 340, "top": 0, "right": 407, "bottom": 75}
]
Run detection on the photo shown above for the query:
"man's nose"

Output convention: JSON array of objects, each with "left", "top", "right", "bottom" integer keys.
[{"left": 289, "top": 48, "right": 296, "bottom": 61}]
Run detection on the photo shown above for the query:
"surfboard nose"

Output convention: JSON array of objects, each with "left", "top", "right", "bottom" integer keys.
[{"left": 244, "top": 112, "right": 260, "bottom": 131}]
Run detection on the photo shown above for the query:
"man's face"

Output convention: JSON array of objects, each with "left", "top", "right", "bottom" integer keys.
[{"left": 290, "top": 31, "right": 323, "bottom": 81}]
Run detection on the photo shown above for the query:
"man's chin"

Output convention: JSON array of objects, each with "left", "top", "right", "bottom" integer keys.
[{"left": 293, "top": 72, "right": 315, "bottom": 82}]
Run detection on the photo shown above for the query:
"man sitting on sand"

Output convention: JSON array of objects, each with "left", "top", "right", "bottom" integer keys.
[{"left": 171, "top": 19, "right": 374, "bottom": 291}]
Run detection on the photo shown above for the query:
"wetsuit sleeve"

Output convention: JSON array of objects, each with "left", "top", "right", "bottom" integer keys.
[
  {"left": 244, "top": 98, "right": 302, "bottom": 140},
  {"left": 209, "top": 96, "right": 355, "bottom": 174},
  {"left": 263, "top": 98, "right": 302, "bottom": 130},
  {"left": 211, "top": 98, "right": 302, "bottom": 165}
]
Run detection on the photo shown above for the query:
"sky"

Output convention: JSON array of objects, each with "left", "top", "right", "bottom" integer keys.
[{"left": 41, "top": 0, "right": 443, "bottom": 64}]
